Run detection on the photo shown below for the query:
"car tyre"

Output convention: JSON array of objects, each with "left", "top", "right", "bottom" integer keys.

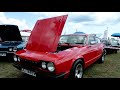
[
  {"left": 98, "top": 52, "right": 105, "bottom": 64},
  {"left": 69, "top": 59, "right": 84, "bottom": 78}
]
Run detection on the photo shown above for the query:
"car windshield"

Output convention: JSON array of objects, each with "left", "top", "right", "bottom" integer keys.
[{"left": 59, "top": 35, "right": 87, "bottom": 45}]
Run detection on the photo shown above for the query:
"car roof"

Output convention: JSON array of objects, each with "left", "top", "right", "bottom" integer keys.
[{"left": 0, "top": 24, "right": 18, "bottom": 26}]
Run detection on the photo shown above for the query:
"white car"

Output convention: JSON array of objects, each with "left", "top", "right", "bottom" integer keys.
[{"left": 20, "top": 31, "right": 31, "bottom": 45}]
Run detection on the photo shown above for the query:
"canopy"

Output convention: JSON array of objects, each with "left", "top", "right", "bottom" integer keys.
[
  {"left": 111, "top": 33, "right": 120, "bottom": 37},
  {"left": 74, "top": 32, "right": 85, "bottom": 34}
]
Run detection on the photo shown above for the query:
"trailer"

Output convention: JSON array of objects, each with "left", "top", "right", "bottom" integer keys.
[
  {"left": 104, "top": 46, "right": 120, "bottom": 54},
  {"left": 101, "top": 39, "right": 120, "bottom": 54}
]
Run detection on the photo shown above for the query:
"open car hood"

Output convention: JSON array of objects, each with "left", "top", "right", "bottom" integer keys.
[
  {"left": 26, "top": 15, "right": 68, "bottom": 52},
  {"left": 0, "top": 25, "right": 22, "bottom": 42}
]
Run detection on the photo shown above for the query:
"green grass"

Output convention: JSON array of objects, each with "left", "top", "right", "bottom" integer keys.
[
  {"left": 0, "top": 51, "right": 120, "bottom": 78},
  {"left": 0, "top": 61, "right": 23, "bottom": 78},
  {"left": 83, "top": 51, "right": 120, "bottom": 78}
]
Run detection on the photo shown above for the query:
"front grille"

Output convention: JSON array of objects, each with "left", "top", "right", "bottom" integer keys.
[
  {"left": 0, "top": 48, "right": 8, "bottom": 51},
  {"left": 20, "top": 58, "right": 40, "bottom": 68}
]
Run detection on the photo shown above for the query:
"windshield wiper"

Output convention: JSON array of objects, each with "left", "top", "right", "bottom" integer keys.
[
  {"left": 64, "top": 43, "right": 70, "bottom": 44},
  {"left": 58, "top": 42, "right": 70, "bottom": 45},
  {"left": 75, "top": 43, "right": 84, "bottom": 44}
]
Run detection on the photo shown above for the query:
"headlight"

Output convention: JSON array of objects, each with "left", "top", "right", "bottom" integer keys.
[
  {"left": 13, "top": 55, "right": 17, "bottom": 61},
  {"left": 47, "top": 62, "right": 55, "bottom": 72},
  {"left": 13, "top": 55, "right": 20, "bottom": 62},
  {"left": 41, "top": 62, "right": 47, "bottom": 69},
  {"left": 18, "top": 57, "right": 20, "bottom": 62},
  {"left": 9, "top": 48, "right": 13, "bottom": 51},
  {"left": 13, "top": 47, "right": 17, "bottom": 52}
]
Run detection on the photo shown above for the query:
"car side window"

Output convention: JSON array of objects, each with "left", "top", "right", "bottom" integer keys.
[
  {"left": 88, "top": 35, "right": 96, "bottom": 45},
  {"left": 96, "top": 38, "right": 101, "bottom": 43}
]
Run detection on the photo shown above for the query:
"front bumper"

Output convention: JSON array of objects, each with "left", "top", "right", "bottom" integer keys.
[
  {"left": 0, "top": 52, "right": 14, "bottom": 59},
  {"left": 13, "top": 62, "right": 66, "bottom": 78}
]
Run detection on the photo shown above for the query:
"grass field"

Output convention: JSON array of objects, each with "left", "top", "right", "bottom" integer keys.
[
  {"left": 0, "top": 51, "right": 120, "bottom": 78},
  {"left": 83, "top": 51, "right": 120, "bottom": 78}
]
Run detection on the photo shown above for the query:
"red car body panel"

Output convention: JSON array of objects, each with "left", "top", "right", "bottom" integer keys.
[
  {"left": 15, "top": 15, "right": 104, "bottom": 78},
  {"left": 16, "top": 42, "right": 103, "bottom": 76},
  {"left": 26, "top": 15, "right": 68, "bottom": 52}
]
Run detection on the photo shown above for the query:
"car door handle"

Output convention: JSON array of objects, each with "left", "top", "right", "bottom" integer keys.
[{"left": 87, "top": 45, "right": 91, "bottom": 48}]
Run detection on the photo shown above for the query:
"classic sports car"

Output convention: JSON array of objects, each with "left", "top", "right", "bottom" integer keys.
[
  {"left": 0, "top": 24, "right": 25, "bottom": 61},
  {"left": 13, "top": 15, "right": 105, "bottom": 78}
]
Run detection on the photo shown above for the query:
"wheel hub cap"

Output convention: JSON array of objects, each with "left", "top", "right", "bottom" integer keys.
[{"left": 75, "top": 64, "right": 83, "bottom": 78}]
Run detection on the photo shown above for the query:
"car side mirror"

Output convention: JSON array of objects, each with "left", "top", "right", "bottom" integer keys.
[
  {"left": 90, "top": 41, "right": 97, "bottom": 45},
  {"left": 108, "top": 43, "right": 111, "bottom": 45}
]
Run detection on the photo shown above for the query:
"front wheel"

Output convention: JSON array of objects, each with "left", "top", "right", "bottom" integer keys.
[{"left": 69, "top": 59, "right": 84, "bottom": 78}]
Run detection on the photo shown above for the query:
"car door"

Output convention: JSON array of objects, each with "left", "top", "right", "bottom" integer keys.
[
  {"left": 83, "top": 35, "right": 98, "bottom": 67},
  {"left": 95, "top": 37, "right": 103, "bottom": 57}
]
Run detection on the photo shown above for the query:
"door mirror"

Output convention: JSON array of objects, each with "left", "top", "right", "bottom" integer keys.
[{"left": 90, "top": 41, "right": 97, "bottom": 45}]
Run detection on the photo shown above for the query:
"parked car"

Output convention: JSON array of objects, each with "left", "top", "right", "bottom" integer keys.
[
  {"left": 101, "top": 38, "right": 120, "bottom": 54},
  {"left": 110, "top": 38, "right": 120, "bottom": 47},
  {"left": 13, "top": 15, "right": 105, "bottom": 78},
  {"left": 0, "top": 24, "right": 25, "bottom": 61},
  {"left": 20, "top": 31, "right": 31, "bottom": 45}
]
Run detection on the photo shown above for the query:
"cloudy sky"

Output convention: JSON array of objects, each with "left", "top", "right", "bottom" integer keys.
[{"left": 0, "top": 12, "right": 120, "bottom": 38}]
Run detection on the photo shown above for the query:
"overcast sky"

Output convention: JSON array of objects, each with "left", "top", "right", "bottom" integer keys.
[{"left": 0, "top": 12, "right": 120, "bottom": 38}]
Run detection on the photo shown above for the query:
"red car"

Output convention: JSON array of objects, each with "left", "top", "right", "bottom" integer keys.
[{"left": 13, "top": 15, "right": 105, "bottom": 78}]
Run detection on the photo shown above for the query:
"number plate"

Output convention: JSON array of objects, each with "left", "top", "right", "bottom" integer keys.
[
  {"left": 21, "top": 68, "right": 36, "bottom": 77},
  {"left": 0, "top": 53, "right": 6, "bottom": 56}
]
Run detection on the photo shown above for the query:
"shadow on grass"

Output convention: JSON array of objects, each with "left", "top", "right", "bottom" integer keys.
[{"left": 0, "top": 57, "right": 14, "bottom": 63}]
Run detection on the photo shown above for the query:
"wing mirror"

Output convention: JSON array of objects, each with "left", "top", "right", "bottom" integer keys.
[{"left": 90, "top": 41, "right": 97, "bottom": 45}]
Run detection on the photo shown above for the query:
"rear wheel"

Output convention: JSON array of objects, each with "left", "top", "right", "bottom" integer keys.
[
  {"left": 104, "top": 49, "right": 107, "bottom": 55},
  {"left": 98, "top": 53, "right": 105, "bottom": 64},
  {"left": 69, "top": 59, "right": 84, "bottom": 78}
]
